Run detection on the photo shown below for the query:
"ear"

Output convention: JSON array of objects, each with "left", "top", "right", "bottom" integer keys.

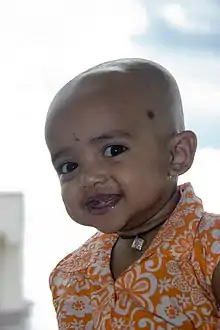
[{"left": 169, "top": 130, "right": 197, "bottom": 176}]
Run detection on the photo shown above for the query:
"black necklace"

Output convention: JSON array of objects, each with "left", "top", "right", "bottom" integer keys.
[{"left": 119, "top": 221, "right": 165, "bottom": 251}]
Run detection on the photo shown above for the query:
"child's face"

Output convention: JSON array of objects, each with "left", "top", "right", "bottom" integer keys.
[{"left": 46, "top": 74, "right": 174, "bottom": 234}]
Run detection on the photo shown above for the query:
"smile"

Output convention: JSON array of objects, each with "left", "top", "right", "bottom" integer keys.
[{"left": 85, "top": 194, "right": 122, "bottom": 215}]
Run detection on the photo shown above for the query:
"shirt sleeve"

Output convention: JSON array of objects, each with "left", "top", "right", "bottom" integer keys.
[
  {"left": 49, "top": 253, "right": 74, "bottom": 314},
  {"left": 196, "top": 213, "right": 220, "bottom": 288},
  {"left": 49, "top": 268, "right": 63, "bottom": 314}
]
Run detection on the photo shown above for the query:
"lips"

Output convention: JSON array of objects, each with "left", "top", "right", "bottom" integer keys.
[{"left": 85, "top": 194, "right": 122, "bottom": 215}]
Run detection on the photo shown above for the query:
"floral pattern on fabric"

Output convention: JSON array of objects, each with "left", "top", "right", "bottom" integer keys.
[{"left": 50, "top": 183, "right": 220, "bottom": 329}]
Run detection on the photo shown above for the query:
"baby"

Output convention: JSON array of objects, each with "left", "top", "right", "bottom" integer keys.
[{"left": 45, "top": 59, "right": 220, "bottom": 329}]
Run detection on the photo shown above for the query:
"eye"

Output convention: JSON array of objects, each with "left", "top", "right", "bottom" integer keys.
[
  {"left": 103, "top": 145, "right": 127, "bottom": 157},
  {"left": 57, "top": 162, "right": 78, "bottom": 175}
]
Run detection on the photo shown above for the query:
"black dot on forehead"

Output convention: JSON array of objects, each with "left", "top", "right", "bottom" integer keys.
[
  {"left": 146, "top": 110, "right": 155, "bottom": 120},
  {"left": 72, "top": 132, "right": 80, "bottom": 141}
]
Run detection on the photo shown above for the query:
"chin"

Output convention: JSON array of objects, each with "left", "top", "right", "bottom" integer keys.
[
  {"left": 96, "top": 221, "right": 127, "bottom": 234},
  {"left": 93, "top": 225, "right": 116, "bottom": 234},
  {"left": 73, "top": 211, "right": 127, "bottom": 234}
]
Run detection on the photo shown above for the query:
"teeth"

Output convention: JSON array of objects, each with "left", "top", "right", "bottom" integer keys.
[
  {"left": 90, "top": 199, "right": 111, "bottom": 207},
  {"left": 87, "top": 195, "right": 120, "bottom": 209}
]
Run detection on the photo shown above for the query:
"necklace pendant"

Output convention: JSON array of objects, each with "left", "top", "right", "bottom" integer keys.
[{"left": 131, "top": 236, "right": 145, "bottom": 251}]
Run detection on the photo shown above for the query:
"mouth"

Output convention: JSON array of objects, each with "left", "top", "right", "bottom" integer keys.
[{"left": 85, "top": 193, "right": 122, "bottom": 215}]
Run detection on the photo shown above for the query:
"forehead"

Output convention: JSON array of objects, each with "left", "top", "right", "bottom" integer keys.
[{"left": 45, "top": 72, "right": 159, "bottom": 149}]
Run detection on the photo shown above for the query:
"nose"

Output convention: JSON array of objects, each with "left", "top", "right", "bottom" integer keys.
[{"left": 79, "top": 166, "right": 108, "bottom": 188}]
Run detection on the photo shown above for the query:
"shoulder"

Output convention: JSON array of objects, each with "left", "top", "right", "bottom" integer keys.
[
  {"left": 200, "top": 213, "right": 220, "bottom": 304},
  {"left": 195, "top": 212, "right": 220, "bottom": 284},
  {"left": 197, "top": 212, "right": 220, "bottom": 256},
  {"left": 198, "top": 212, "right": 220, "bottom": 237},
  {"left": 51, "top": 232, "right": 101, "bottom": 274},
  {"left": 49, "top": 231, "right": 116, "bottom": 289}
]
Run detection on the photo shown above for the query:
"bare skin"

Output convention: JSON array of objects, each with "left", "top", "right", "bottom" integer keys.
[{"left": 45, "top": 59, "right": 197, "bottom": 281}]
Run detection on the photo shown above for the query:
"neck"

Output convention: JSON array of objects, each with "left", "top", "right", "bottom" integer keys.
[{"left": 118, "top": 186, "right": 180, "bottom": 238}]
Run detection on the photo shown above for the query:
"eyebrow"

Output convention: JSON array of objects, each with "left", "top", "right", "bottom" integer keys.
[
  {"left": 51, "top": 147, "right": 73, "bottom": 164},
  {"left": 90, "top": 130, "right": 132, "bottom": 143}
]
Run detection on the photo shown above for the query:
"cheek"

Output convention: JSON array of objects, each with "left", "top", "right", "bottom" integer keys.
[
  {"left": 61, "top": 182, "right": 80, "bottom": 216},
  {"left": 120, "top": 154, "right": 168, "bottom": 194}
]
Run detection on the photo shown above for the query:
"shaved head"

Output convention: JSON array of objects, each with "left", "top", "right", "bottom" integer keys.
[
  {"left": 45, "top": 58, "right": 196, "bottom": 234},
  {"left": 47, "top": 58, "right": 185, "bottom": 136}
]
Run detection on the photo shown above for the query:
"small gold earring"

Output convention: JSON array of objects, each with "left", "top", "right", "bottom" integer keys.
[{"left": 168, "top": 174, "right": 177, "bottom": 181}]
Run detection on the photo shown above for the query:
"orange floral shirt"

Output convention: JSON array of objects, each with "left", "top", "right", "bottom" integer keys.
[{"left": 50, "top": 183, "right": 220, "bottom": 329}]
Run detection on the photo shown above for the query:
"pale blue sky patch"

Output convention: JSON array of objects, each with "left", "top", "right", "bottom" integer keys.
[{"left": 132, "top": 0, "right": 220, "bottom": 148}]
